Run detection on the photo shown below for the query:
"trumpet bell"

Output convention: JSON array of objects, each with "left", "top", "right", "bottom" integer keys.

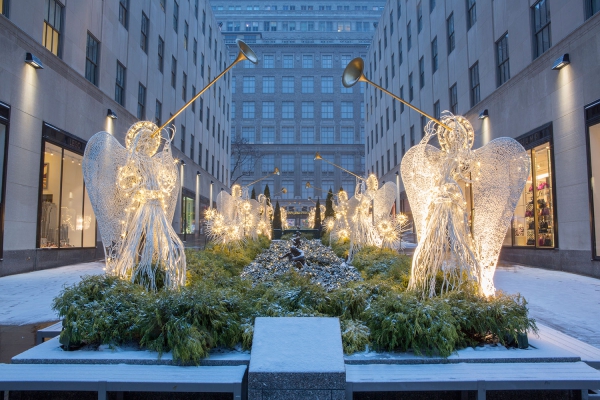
[
  {"left": 342, "top": 57, "right": 365, "bottom": 88},
  {"left": 236, "top": 39, "right": 258, "bottom": 64}
]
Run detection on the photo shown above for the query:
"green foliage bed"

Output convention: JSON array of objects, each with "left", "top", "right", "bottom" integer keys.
[{"left": 53, "top": 236, "right": 536, "bottom": 364}]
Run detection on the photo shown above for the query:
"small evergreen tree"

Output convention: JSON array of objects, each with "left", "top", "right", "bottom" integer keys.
[
  {"left": 251, "top": 188, "right": 256, "bottom": 200},
  {"left": 264, "top": 184, "right": 271, "bottom": 202},
  {"left": 325, "top": 188, "right": 335, "bottom": 219},
  {"left": 273, "top": 201, "right": 282, "bottom": 230},
  {"left": 314, "top": 198, "right": 322, "bottom": 231}
]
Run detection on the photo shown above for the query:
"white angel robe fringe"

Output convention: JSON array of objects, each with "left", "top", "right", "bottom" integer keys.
[
  {"left": 205, "top": 184, "right": 272, "bottom": 245},
  {"left": 82, "top": 121, "right": 186, "bottom": 291},
  {"left": 402, "top": 112, "right": 530, "bottom": 298}
]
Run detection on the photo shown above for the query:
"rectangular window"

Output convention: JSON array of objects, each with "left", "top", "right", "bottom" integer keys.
[
  {"left": 470, "top": 62, "right": 480, "bottom": 106},
  {"left": 393, "top": 101, "right": 397, "bottom": 122},
  {"left": 262, "top": 127, "right": 275, "bottom": 144},
  {"left": 243, "top": 76, "right": 255, "bottom": 93},
  {"left": 400, "top": 86, "right": 405, "bottom": 113},
  {"left": 401, "top": 134, "right": 406, "bottom": 156},
  {"left": 301, "top": 155, "right": 314, "bottom": 173},
  {"left": 322, "top": 54, "right": 333, "bottom": 68},
  {"left": 417, "top": 2, "right": 423, "bottom": 33},
  {"left": 115, "top": 61, "right": 125, "bottom": 106},
  {"left": 467, "top": 0, "right": 476, "bottom": 29},
  {"left": 394, "top": 142, "right": 398, "bottom": 165},
  {"left": 321, "top": 77, "right": 333, "bottom": 94},
  {"left": 449, "top": 83, "right": 458, "bottom": 114},
  {"left": 322, "top": 102, "right": 334, "bottom": 119},
  {"left": 586, "top": 0, "right": 600, "bottom": 19},
  {"left": 261, "top": 155, "right": 274, "bottom": 174},
  {"left": 118, "top": 0, "right": 129, "bottom": 29},
  {"left": 447, "top": 13, "right": 455, "bottom": 54},
  {"left": 200, "top": 53, "right": 205, "bottom": 77},
  {"left": 301, "top": 127, "right": 314, "bottom": 144},
  {"left": 43, "top": 0, "right": 63, "bottom": 56},
  {"left": 173, "top": 1, "right": 179, "bottom": 32},
  {"left": 431, "top": 37, "right": 438, "bottom": 73},
  {"left": 341, "top": 127, "right": 354, "bottom": 144},
  {"left": 262, "top": 102, "right": 275, "bottom": 119},
  {"left": 283, "top": 55, "right": 294, "bottom": 68},
  {"left": 430, "top": 0, "right": 436, "bottom": 12},
  {"left": 263, "top": 54, "right": 274, "bottom": 68},
  {"left": 434, "top": 100, "right": 440, "bottom": 120},
  {"left": 391, "top": 54, "right": 395, "bottom": 78},
  {"left": 140, "top": 12, "right": 149, "bottom": 52},
  {"left": 302, "top": 54, "right": 314, "bottom": 68},
  {"left": 230, "top": 102, "right": 235, "bottom": 119},
  {"left": 263, "top": 76, "right": 274, "bottom": 93},
  {"left": 137, "top": 83, "right": 146, "bottom": 119},
  {"left": 281, "top": 155, "right": 295, "bottom": 172},
  {"left": 193, "top": 39, "right": 197, "bottom": 64},
  {"left": 182, "top": 72, "right": 187, "bottom": 101},
  {"left": 384, "top": 28, "right": 387, "bottom": 48},
  {"left": 407, "top": 21, "right": 412, "bottom": 51},
  {"left": 202, "top": 10, "right": 206, "bottom": 34},
  {"left": 158, "top": 36, "right": 164, "bottom": 72},
  {"left": 419, "top": 57, "right": 425, "bottom": 88},
  {"left": 241, "top": 126, "right": 255, "bottom": 143},
  {"left": 281, "top": 127, "right": 295, "bottom": 144},
  {"left": 190, "top": 134, "right": 195, "bottom": 160},
  {"left": 321, "top": 127, "right": 334, "bottom": 144},
  {"left": 409, "top": 73, "right": 414, "bottom": 101},
  {"left": 301, "top": 77, "right": 314, "bottom": 93},
  {"left": 39, "top": 139, "right": 96, "bottom": 249},
  {"left": 282, "top": 102, "right": 294, "bottom": 119},
  {"left": 497, "top": 33, "right": 510, "bottom": 87},
  {"left": 341, "top": 102, "right": 353, "bottom": 119},
  {"left": 398, "top": 39, "right": 403, "bottom": 65},
  {"left": 420, "top": 115, "right": 427, "bottom": 138},
  {"left": 180, "top": 125, "right": 186, "bottom": 153},
  {"left": 410, "top": 125, "right": 415, "bottom": 146},
  {"left": 282, "top": 76, "right": 295, "bottom": 93},
  {"left": 390, "top": 11, "right": 394, "bottom": 34},
  {"left": 85, "top": 33, "right": 99, "bottom": 86},
  {"left": 532, "top": 0, "right": 551, "bottom": 58},
  {"left": 302, "top": 102, "right": 314, "bottom": 119},
  {"left": 242, "top": 101, "right": 255, "bottom": 118},
  {"left": 155, "top": 100, "right": 162, "bottom": 126},
  {"left": 171, "top": 56, "right": 177, "bottom": 88},
  {"left": 386, "top": 108, "right": 390, "bottom": 130}
]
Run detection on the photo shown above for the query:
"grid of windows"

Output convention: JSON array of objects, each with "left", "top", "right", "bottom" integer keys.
[
  {"left": 262, "top": 76, "right": 274, "bottom": 93},
  {"left": 281, "top": 127, "right": 295, "bottom": 143},
  {"left": 321, "top": 127, "right": 334, "bottom": 144},
  {"left": 242, "top": 101, "right": 255, "bottom": 118},
  {"left": 447, "top": 13, "right": 455, "bottom": 54},
  {"left": 341, "top": 127, "right": 354, "bottom": 144},
  {"left": 282, "top": 102, "right": 294, "bottom": 118},
  {"left": 301, "top": 77, "right": 314, "bottom": 93},
  {"left": 341, "top": 102, "right": 353, "bottom": 119},
  {"left": 115, "top": 61, "right": 126, "bottom": 106},
  {"left": 243, "top": 76, "right": 255, "bottom": 93},
  {"left": 282, "top": 76, "right": 295, "bottom": 93},
  {"left": 321, "top": 77, "right": 333, "bottom": 93},
  {"left": 85, "top": 33, "right": 99, "bottom": 86},
  {"left": 532, "top": 0, "right": 551, "bottom": 58},
  {"left": 322, "top": 102, "right": 334, "bottom": 119},
  {"left": 43, "top": 0, "right": 63, "bottom": 56},
  {"left": 301, "top": 102, "right": 314, "bottom": 119},
  {"left": 262, "top": 102, "right": 274, "bottom": 119},
  {"left": 301, "top": 127, "right": 314, "bottom": 144},
  {"left": 497, "top": 33, "right": 510, "bottom": 87},
  {"left": 262, "top": 127, "right": 275, "bottom": 144},
  {"left": 470, "top": 62, "right": 480, "bottom": 106}
]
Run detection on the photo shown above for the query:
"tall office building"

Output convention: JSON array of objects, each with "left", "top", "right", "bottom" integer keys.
[
  {"left": 366, "top": 0, "right": 600, "bottom": 277},
  {"left": 211, "top": 0, "right": 385, "bottom": 227},
  {"left": 0, "top": 0, "right": 229, "bottom": 275}
]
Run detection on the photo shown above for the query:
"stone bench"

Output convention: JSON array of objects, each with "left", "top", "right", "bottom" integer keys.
[
  {"left": 35, "top": 321, "right": 62, "bottom": 344},
  {"left": 345, "top": 361, "right": 600, "bottom": 400},
  {"left": 536, "top": 323, "right": 600, "bottom": 369},
  {"left": 0, "top": 363, "right": 247, "bottom": 400}
]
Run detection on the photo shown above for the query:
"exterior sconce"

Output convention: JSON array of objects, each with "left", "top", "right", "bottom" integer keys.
[
  {"left": 551, "top": 54, "right": 570, "bottom": 70},
  {"left": 107, "top": 109, "right": 118, "bottom": 119},
  {"left": 197, "top": 171, "right": 201, "bottom": 176},
  {"left": 25, "top": 53, "right": 44, "bottom": 69},
  {"left": 478, "top": 109, "right": 489, "bottom": 119},
  {"left": 180, "top": 160, "right": 186, "bottom": 166}
]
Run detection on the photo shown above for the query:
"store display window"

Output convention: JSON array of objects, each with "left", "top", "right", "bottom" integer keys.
[
  {"left": 585, "top": 100, "right": 600, "bottom": 259},
  {"left": 182, "top": 195, "right": 195, "bottom": 234},
  {"left": 38, "top": 130, "right": 96, "bottom": 248},
  {"left": 0, "top": 102, "right": 9, "bottom": 256}
]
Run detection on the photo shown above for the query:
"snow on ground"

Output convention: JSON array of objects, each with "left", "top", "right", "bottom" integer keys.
[
  {"left": 494, "top": 263, "right": 600, "bottom": 349},
  {"left": 0, "top": 262, "right": 105, "bottom": 325}
]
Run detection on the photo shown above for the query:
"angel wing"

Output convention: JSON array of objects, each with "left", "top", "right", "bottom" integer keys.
[
  {"left": 216, "top": 190, "right": 236, "bottom": 222},
  {"left": 400, "top": 143, "right": 442, "bottom": 238},
  {"left": 470, "top": 138, "right": 530, "bottom": 272},
  {"left": 373, "top": 181, "right": 397, "bottom": 221}
]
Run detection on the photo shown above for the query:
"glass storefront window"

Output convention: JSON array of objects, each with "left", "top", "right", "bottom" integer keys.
[
  {"left": 39, "top": 142, "right": 96, "bottom": 248},
  {"left": 589, "top": 122, "right": 600, "bottom": 257},
  {"left": 182, "top": 196, "right": 195, "bottom": 234},
  {"left": 509, "top": 142, "right": 555, "bottom": 248}
]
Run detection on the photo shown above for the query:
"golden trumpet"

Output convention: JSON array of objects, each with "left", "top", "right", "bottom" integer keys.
[
  {"left": 153, "top": 39, "right": 258, "bottom": 137},
  {"left": 342, "top": 57, "right": 452, "bottom": 131}
]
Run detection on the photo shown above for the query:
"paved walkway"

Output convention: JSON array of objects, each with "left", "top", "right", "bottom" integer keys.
[{"left": 0, "top": 260, "right": 598, "bottom": 349}]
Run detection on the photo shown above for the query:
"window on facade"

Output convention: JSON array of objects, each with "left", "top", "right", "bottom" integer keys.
[
  {"left": 262, "top": 102, "right": 274, "bottom": 119},
  {"left": 230, "top": 101, "right": 234, "bottom": 119},
  {"left": 115, "top": 61, "right": 126, "bottom": 106},
  {"left": 301, "top": 77, "right": 314, "bottom": 93},
  {"left": 394, "top": 142, "right": 398, "bottom": 165},
  {"left": 322, "top": 102, "right": 333, "bottom": 119},
  {"left": 182, "top": 72, "right": 187, "bottom": 101},
  {"left": 419, "top": 57, "right": 425, "bottom": 88},
  {"left": 470, "top": 62, "right": 480, "bottom": 107},
  {"left": 261, "top": 155, "right": 275, "bottom": 174},
  {"left": 301, "top": 155, "right": 314, "bottom": 173},
  {"left": 302, "top": 55, "right": 314, "bottom": 68},
  {"left": 183, "top": 21, "right": 188, "bottom": 50},
  {"left": 200, "top": 53, "right": 205, "bottom": 77},
  {"left": 155, "top": 100, "right": 162, "bottom": 126},
  {"left": 173, "top": 1, "right": 179, "bottom": 32},
  {"left": 282, "top": 102, "right": 294, "bottom": 119},
  {"left": 467, "top": 0, "right": 476, "bottom": 29},
  {"left": 407, "top": 21, "right": 412, "bottom": 51},
  {"left": 341, "top": 127, "right": 354, "bottom": 144},
  {"left": 85, "top": 33, "right": 99, "bottom": 86},
  {"left": 193, "top": 39, "right": 198, "bottom": 65},
  {"left": 139, "top": 12, "right": 149, "bottom": 53},
  {"left": 341, "top": 102, "right": 353, "bottom": 119},
  {"left": 434, "top": 100, "right": 440, "bottom": 120},
  {"left": 321, "top": 77, "right": 333, "bottom": 94},
  {"left": 401, "top": 134, "right": 406, "bottom": 156},
  {"left": 43, "top": 0, "right": 63, "bottom": 56},
  {"left": 302, "top": 102, "right": 314, "bottom": 119},
  {"left": 532, "top": 0, "right": 551, "bottom": 58},
  {"left": 447, "top": 13, "right": 455, "bottom": 54},
  {"left": 158, "top": 36, "right": 164, "bottom": 72},
  {"left": 180, "top": 124, "right": 186, "bottom": 153},
  {"left": 301, "top": 127, "right": 314, "bottom": 144},
  {"left": 262, "top": 76, "right": 274, "bottom": 93},
  {"left": 118, "top": 0, "right": 128, "bottom": 29},
  {"left": 171, "top": 56, "right": 177, "bottom": 88},
  {"left": 497, "top": 33, "right": 510, "bottom": 87},
  {"left": 408, "top": 73, "right": 414, "bottom": 101},
  {"left": 137, "top": 83, "right": 146, "bottom": 119},
  {"left": 322, "top": 55, "right": 333, "bottom": 68},
  {"left": 281, "top": 127, "right": 295, "bottom": 143},
  {"left": 417, "top": 2, "right": 423, "bottom": 33},
  {"left": 400, "top": 86, "right": 405, "bottom": 113},
  {"left": 283, "top": 55, "right": 294, "bottom": 68},
  {"left": 587, "top": 0, "right": 600, "bottom": 18},
  {"left": 431, "top": 37, "right": 438, "bottom": 73},
  {"left": 263, "top": 54, "right": 274, "bottom": 68},
  {"left": 262, "top": 127, "right": 275, "bottom": 144},
  {"left": 321, "top": 127, "right": 334, "bottom": 144},
  {"left": 588, "top": 117, "right": 600, "bottom": 256},
  {"left": 449, "top": 83, "right": 458, "bottom": 114},
  {"left": 242, "top": 102, "right": 255, "bottom": 119},
  {"left": 281, "top": 155, "right": 294, "bottom": 173},
  {"left": 39, "top": 140, "right": 96, "bottom": 249},
  {"left": 241, "top": 126, "right": 255, "bottom": 143},
  {"left": 282, "top": 76, "right": 294, "bottom": 93},
  {"left": 321, "top": 153, "right": 334, "bottom": 173},
  {"left": 243, "top": 76, "right": 255, "bottom": 93}
]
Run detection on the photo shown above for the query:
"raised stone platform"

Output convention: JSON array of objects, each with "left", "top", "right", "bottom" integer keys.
[{"left": 248, "top": 317, "right": 345, "bottom": 400}]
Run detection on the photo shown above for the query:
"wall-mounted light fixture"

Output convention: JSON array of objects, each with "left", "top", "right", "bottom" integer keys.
[
  {"left": 107, "top": 109, "right": 118, "bottom": 119},
  {"left": 551, "top": 54, "right": 570, "bottom": 70},
  {"left": 197, "top": 171, "right": 201, "bottom": 176},
  {"left": 478, "top": 109, "right": 489, "bottom": 119},
  {"left": 25, "top": 53, "right": 44, "bottom": 69},
  {"left": 180, "top": 160, "right": 186, "bottom": 166}
]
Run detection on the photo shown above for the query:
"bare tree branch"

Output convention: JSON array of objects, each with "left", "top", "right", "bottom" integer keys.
[{"left": 230, "top": 136, "right": 259, "bottom": 186}]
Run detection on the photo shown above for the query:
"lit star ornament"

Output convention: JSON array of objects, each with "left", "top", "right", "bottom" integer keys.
[{"left": 401, "top": 112, "right": 530, "bottom": 298}]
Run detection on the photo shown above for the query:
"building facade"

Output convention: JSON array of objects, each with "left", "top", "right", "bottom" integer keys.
[
  {"left": 0, "top": 0, "right": 230, "bottom": 276},
  {"left": 211, "top": 0, "right": 384, "bottom": 227},
  {"left": 366, "top": 0, "right": 600, "bottom": 278}
]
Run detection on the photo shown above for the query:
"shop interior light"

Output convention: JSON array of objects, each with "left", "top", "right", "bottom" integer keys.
[
  {"left": 107, "top": 109, "right": 118, "bottom": 119},
  {"left": 25, "top": 52, "right": 44, "bottom": 69},
  {"left": 478, "top": 109, "right": 489, "bottom": 119},
  {"left": 551, "top": 54, "right": 570, "bottom": 70}
]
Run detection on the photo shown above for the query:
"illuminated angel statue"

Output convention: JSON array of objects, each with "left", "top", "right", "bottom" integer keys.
[
  {"left": 280, "top": 207, "right": 290, "bottom": 230},
  {"left": 402, "top": 112, "right": 529, "bottom": 297},
  {"left": 256, "top": 194, "right": 273, "bottom": 239},
  {"left": 328, "top": 189, "right": 351, "bottom": 243},
  {"left": 82, "top": 121, "right": 185, "bottom": 291}
]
